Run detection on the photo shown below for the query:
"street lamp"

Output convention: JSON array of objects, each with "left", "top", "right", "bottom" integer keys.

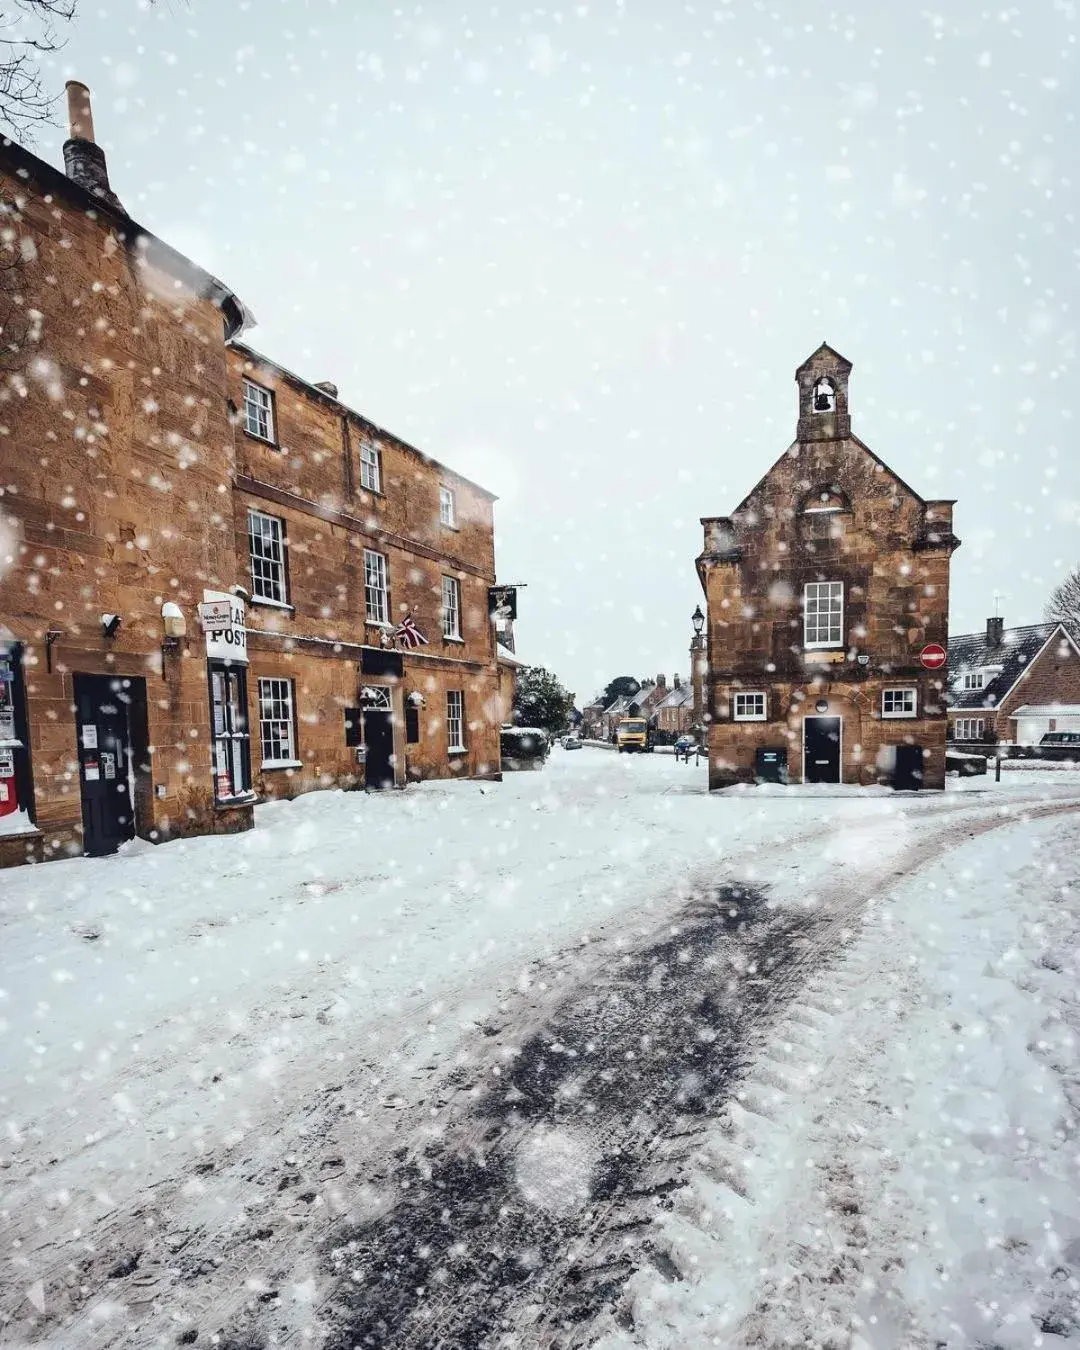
[{"left": 692, "top": 604, "right": 705, "bottom": 637}]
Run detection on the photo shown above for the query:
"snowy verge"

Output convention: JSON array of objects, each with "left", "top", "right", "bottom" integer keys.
[{"left": 595, "top": 809, "right": 1080, "bottom": 1350}]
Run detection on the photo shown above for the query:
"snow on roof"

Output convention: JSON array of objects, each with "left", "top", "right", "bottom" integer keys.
[
  {"left": 496, "top": 643, "right": 525, "bottom": 667},
  {"left": 657, "top": 684, "right": 693, "bottom": 709},
  {"left": 1009, "top": 704, "right": 1080, "bottom": 718},
  {"left": 947, "top": 622, "right": 1065, "bottom": 710}
]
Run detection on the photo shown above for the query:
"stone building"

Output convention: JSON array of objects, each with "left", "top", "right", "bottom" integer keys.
[
  {"left": 696, "top": 344, "right": 959, "bottom": 790},
  {"left": 947, "top": 618, "right": 1080, "bottom": 745},
  {"left": 0, "top": 84, "right": 506, "bottom": 866}
]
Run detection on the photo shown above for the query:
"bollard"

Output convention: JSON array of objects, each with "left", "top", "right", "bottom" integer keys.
[{"left": 995, "top": 755, "right": 1001, "bottom": 783}]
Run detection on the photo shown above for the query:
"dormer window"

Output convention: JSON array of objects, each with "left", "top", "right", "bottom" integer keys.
[{"left": 962, "top": 671, "right": 986, "bottom": 691}]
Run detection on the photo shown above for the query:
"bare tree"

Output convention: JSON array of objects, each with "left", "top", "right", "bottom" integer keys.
[
  {"left": 1046, "top": 565, "right": 1080, "bottom": 637},
  {"left": 0, "top": 0, "right": 79, "bottom": 139}
]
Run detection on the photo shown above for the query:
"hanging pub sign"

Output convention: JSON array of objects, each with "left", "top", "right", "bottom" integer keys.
[
  {"left": 201, "top": 589, "right": 248, "bottom": 664},
  {"left": 488, "top": 586, "right": 518, "bottom": 626}
]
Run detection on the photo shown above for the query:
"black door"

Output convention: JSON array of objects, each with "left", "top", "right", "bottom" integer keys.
[
  {"left": 893, "top": 743, "right": 925, "bottom": 791},
  {"left": 364, "top": 710, "right": 395, "bottom": 789},
  {"left": 74, "top": 674, "right": 137, "bottom": 856},
  {"left": 804, "top": 716, "right": 841, "bottom": 784}
]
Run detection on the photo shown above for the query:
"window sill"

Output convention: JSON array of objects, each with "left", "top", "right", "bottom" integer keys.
[
  {"left": 804, "top": 644, "right": 844, "bottom": 652},
  {"left": 358, "top": 485, "right": 385, "bottom": 500},
  {"left": 215, "top": 792, "right": 257, "bottom": 811},
  {"left": 366, "top": 620, "right": 393, "bottom": 631},
  {"left": 440, "top": 522, "right": 460, "bottom": 532},
  {"left": 733, "top": 716, "right": 767, "bottom": 723},
  {"left": 442, "top": 634, "right": 465, "bottom": 644},
  {"left": 881, "top": 713, "right": 917, "bottom": 720},
  {"left": 250, "top": 596, "right": 295, "bottom": 613},
  {"left": 242, "top": 430, "right": 280, "bottom": 450},
  {"left": 448, "top": 746, "right": 468, "bottom": 755},
  {"left": 260, "top": 759, "right": 304, "bottom": 771}
]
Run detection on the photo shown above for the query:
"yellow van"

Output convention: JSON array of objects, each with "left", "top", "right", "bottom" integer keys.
[{"left": 615, "top": 717, "right": 648, "bottom": 752}]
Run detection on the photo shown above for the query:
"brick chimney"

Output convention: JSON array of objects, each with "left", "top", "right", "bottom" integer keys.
[
  {"left": 987, "top": 616, "right": 1004, "bottom": 648},
  {"left": 62, "top": 81, "right": 124, "bottom": 214},
  {"left": 673, "top": 673, "right": 681, "bottom": 689},
  {"left": 656, "top": 673, "right": 666, "bottom": 687}
]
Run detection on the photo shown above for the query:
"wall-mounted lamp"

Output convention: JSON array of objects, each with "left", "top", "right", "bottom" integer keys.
[
  {"left": 160, "top": 601, "right": 186, "bottom": 670},
  {"left": 100, "top": 613, "right": 122, "bottom": 639},
  {"left": 692, "top": 605, "right": 705, "bottom": 637}
]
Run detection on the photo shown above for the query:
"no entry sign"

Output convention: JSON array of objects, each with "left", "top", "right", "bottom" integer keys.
[{"left": 920, "top": 642, "right": 947, "bottom": 670}]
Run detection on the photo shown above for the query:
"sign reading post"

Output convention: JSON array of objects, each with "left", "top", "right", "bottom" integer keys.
[{"left": 201, "top": 590, "right": 248, "bottom": 664}]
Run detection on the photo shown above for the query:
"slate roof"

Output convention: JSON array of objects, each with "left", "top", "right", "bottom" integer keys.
[
  {"left": 657, "top": 683, "right": 693, "bottom": 710},
  {"left": 946, "top": 622, "right": 1065, "bottom": 711}
]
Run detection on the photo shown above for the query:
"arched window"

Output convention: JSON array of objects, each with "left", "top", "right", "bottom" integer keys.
[
  {"left": 798, "top": 486, "right": 849, "bottom": 548},
  {"left": 812, "top": 377, "right": 836, "bottom": 414}
]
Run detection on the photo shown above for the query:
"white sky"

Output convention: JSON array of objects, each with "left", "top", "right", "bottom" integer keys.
[{"left": 35, "top": 0, "right": 1080, "bottom": 703}]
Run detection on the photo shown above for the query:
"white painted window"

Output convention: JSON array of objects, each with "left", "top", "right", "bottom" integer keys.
[
  {"left": 733, "top": 691, "right": 767, "bottom": 721},
  {"left": 447, "top": 689, "right": 465, "bottom": 750},
  {"left": 210, "top": 664, "right": 251, "bottom": 799},
  {"left": 258, "top": 678, "right": 297, "bottom": 765},
  {"left": 439, "top": 485, "right": 456, "bottom": 527},
  {"left": 954, "top": 717, "right": 985, "bottom": 740},
  {"left": 882, "top": 688, "right": 917, "bottom": 718},
  {"left": 243, "top": 379, "right": 275, "bottom": 443},
  {"left": 359, "top": 441, "right": 381, "bottom": 493},
  {"left": 962, "top": 670, "right": 986, "bottom": 690},
  {"left": 803, "top": 581, "right": 844, "bottom": 648},
  {"left": 363, "top": 549, "right": 389, "bottom": 624},
  {"left": 442, "top": 576, "right": 461, "bottom": 639},
  {"left": 247, "top": 510, "right": 287, "bottom": 605}
]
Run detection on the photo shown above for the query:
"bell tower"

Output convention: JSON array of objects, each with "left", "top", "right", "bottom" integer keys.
[{"left": 796, "top": 343, "right": 852, "bottom": 442}]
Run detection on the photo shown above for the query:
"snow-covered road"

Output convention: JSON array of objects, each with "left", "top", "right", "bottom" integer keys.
[{"left": 2, "top": 750, "right": 1079, "bottom": 1348}]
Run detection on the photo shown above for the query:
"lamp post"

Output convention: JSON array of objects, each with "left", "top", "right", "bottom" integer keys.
[{"left": 690, "top": 605, "right": 706, "bottom": 732}]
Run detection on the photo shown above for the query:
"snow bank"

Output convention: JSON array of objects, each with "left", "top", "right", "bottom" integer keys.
[{"left": 605, "top": 810, "right": 1080, "bottom": 1349}]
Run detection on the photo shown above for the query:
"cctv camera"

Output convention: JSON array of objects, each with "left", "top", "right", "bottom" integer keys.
[{"left": 100, "top": 614, "right": 122, "bottom": 638}]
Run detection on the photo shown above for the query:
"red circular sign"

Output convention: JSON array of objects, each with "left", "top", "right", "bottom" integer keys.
[{"left": 920, "top": 643, "right": 947, "bottom": 670}]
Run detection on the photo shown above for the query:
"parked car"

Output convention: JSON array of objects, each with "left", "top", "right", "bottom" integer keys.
[
  {"left": 1040, "top": 731, "right": 1080, "bottom": 745},
  {"left": 561, "top": 734, "right": 582, "bottom": 750}
]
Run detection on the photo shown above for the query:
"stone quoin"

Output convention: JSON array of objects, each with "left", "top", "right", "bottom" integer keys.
[{"left": 696, "top": 344, "right": 960, "bottom": 790}]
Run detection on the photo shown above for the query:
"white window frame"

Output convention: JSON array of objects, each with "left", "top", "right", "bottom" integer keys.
[
  {"left": 359, "top": 441, "right": 381, "bottom": 494},
  {"left": 258, "top": 677, "right": 299, "bottom": 767},
  {"left": 954, "top": 717, "right": 985, "bottom": 741},
  {"left": 733, "top": 691, "right": 767, "bottom": 721},
  {"left": 242, "top": 378, "right": 275, "bottom": 443},
  {"left": 446, "top": 689, "right": 466, "bottom": 751},
  {"left": 363, "top": 548, "right": 389, "bottom": 625},
  {"left": 439, "top": 485, "right": 456, "bottom": 528},
  {"left": 803, "top": 581, "right": 844, "bottom": 649},
  {"left": 442, "top": 575, "right": 462, "bottom": 639},
  {"left": 962, "top": 670, "right": 986, "bottom": 691},
  {"left": 882, "top": 687, "right": 917, "bottom": 719},
  {"left": 247, "top": 509, "right": 288, "bottom": 606}
]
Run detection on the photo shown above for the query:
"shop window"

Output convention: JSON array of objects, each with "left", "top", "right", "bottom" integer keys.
[{"left": 209, "top": 664, "right": 251, "bottom": 800}]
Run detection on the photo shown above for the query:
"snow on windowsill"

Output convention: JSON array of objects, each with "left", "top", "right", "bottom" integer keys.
[
  {"left": 448, "top": 747, "right": 468, "bottom": 755},
  {"left": 0, "top": 808, "right": 39, "bottom": 838},
  {"left": 250, "top": 596, "right": 294, "bottom": 612},
  {"left": 260, "top": 760, "right": 303, "bottom": 771}
]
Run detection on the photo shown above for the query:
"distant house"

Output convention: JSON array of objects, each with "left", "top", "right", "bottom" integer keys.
[
  {"left": 946, "top": 617, "right": 1080, "bottom": 744},
  {"left": 656, "top": 677, "right": 694, "bottom": 735},
  {"left": 496, "top": 644, "right": 525, "bottom": 727}
]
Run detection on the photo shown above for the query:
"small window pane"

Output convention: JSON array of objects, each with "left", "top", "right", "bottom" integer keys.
[
  {"left": 258, "top": 678, "right": 296, "bottom": 763},
  {"left": 364, "top": 549, "right": 389, "bottom": 624},
  {"left": 733, "top": 692, "right": 766, "bottom": 721},
  {"left": 442, "top": 576, "right": 461, "bottom": 638},
  {"left": 360, "top": 442, "right": 381, "bottom": 493},
  {"left": 243, "top": 380, "right": 274, "bottom": 442},
  {"left": 248, "top": 510, "right": 287, "bottom": 604},
  {"left": 439, "top": 486, "right": 456, "bottom": 527},
  {"left": 447, "top": 689, "right": 465, "bottom": 749},
  {"left": 882, "top": 688, "right": 916, "bottom": 718}
]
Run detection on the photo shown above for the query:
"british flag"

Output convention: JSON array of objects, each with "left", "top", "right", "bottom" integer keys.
[{"left": 393, "top": 615, "right": 429, "bottom": 649}]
